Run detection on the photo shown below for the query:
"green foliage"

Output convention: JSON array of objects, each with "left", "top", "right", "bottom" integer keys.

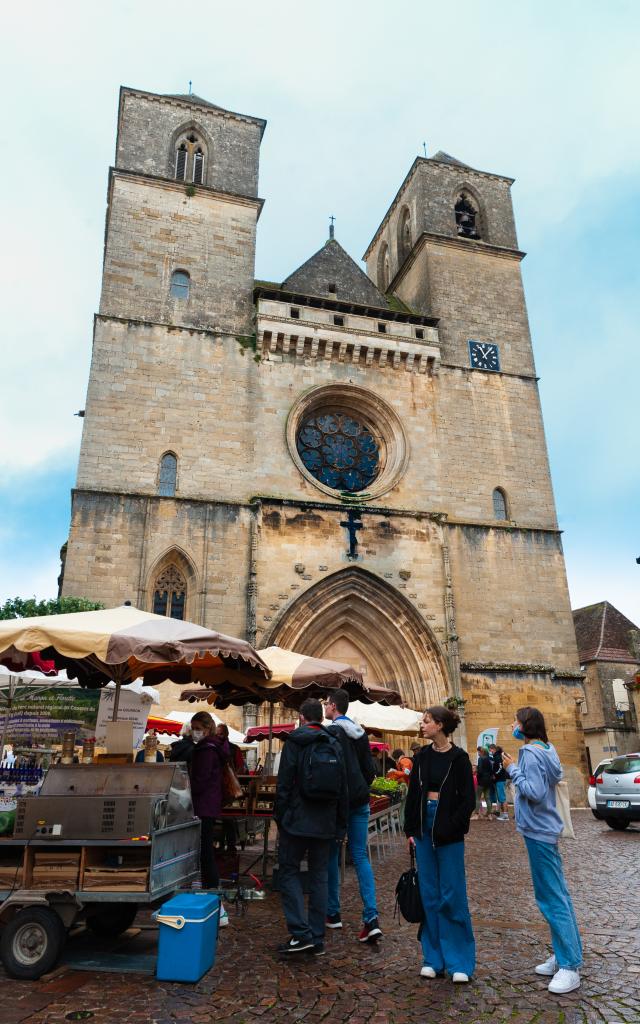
[
  {"left": 370, "top": 777, "right": 400, "bottom": 794},
  {"left": 185, "top": 184, "right": 196, "bottom": 198},
  {"left": 0, "top": 596, "right": 104, "bottom": 620}
]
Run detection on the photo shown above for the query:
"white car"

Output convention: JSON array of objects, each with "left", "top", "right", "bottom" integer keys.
[{"left": 588, "top": 759, "right": 611, "bottom": 818}]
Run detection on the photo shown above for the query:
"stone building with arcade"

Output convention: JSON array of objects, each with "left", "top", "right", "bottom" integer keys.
[{"left": 61, "top": 86, "right": 586, "bottom": 789}]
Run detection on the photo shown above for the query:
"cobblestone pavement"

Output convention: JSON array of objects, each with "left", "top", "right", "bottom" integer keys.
[{"left": 1, "top": 812, "right": 638, "bottom": 1024}]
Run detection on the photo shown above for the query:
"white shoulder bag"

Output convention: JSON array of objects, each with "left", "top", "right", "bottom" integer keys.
[{"left": 555, "top": 780, "right": 575, "bottom": 839}]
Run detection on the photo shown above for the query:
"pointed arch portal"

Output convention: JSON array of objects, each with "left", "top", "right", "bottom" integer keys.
[{"left": 263, "top": 567, "right": 450, "bottom": 710}]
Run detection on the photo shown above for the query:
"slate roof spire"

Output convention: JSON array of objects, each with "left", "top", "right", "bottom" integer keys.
[{"left": 282, "top": 236, "right": 388, "bottom": 307}]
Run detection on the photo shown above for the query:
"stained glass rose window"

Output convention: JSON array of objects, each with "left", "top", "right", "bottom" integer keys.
[{"left": 296, "top": 412, "right": 380, "bottom": 492}]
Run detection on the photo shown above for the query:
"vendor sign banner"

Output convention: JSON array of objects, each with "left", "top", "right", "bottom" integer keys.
[
  {"left": 95, "top": 687, "right": 153, "bottom": 751},
  {"left": 0, "top": 684, "right": 100, "bottom": 744},
  {"left": 476, "top": 727, "right": 499, "bottom": 751}
]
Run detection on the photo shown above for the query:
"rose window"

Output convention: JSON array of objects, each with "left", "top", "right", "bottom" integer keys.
[{"left": 296, "top": 412, "right": 380, "bottom": 492}]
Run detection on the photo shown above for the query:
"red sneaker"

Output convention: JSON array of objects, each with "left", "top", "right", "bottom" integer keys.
[{"left": 358, "top": 918, "right": 382, "bottom": 942}]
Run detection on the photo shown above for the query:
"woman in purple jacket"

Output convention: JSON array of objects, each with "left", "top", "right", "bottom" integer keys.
[{"left": 189, "top": 711, "right": 229, "bottom": 890}]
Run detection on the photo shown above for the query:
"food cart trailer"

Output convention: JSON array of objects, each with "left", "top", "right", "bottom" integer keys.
[{"left": 0, "top": 763, "right": 200, "bottom": 979}]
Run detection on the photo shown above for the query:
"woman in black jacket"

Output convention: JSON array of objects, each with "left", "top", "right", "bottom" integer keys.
[{"left": 404, "top": 705, "right": 476, "bottom": 983}]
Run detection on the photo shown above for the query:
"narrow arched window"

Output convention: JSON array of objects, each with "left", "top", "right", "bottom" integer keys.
[
  {"left": 153, "top": 564, "right": 186, "bottom": 620},
  {"left": 378, "top": 242, "right": 390, "bottom": 292},
  {"left": 193, "top": 148, "right": 204, "bottom": 184},
  {"left": 398, "top": 207, "right": 412, "bottom": 262},
  {"left": 158, "top": 452, "right": 177, "bottom": 496},
  {"left": 170, "top": 270, "right": 190, "bottom": 300},
  {"left": 455, "top": 194, "right": 480, "bottom": 238},
  {"left": 492, "top": 487, "right": 508, "bottom": 520},
  {"left": 175, "top": 144, "right": 187, "bottom": 180},
  {"left": 174, "top": 131, "right": 207, "bottom": 183}
]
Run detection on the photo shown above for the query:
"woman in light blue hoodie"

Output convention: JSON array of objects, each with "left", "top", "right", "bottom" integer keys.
[{"left": 503, "top": 706, "right": 582, "bottom": 996}]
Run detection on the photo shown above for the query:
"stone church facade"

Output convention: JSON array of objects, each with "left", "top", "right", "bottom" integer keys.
[{"left": 62, "top": 87, "right": 586, "bottom": 789}]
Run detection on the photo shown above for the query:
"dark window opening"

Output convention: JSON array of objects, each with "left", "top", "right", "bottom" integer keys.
[
  {"left": 455, "top": 195, "right": 479, "bottom": 239},
  {"left": 334, "top": 315, "right": 344, "bottom": 327},
  {"left": 158, "top": 452, "right": 177, "bottom": 496},
  {"left": 328, "top": 282, "right": 337, "bottom": 293},
  {"left": 296, "top": 410, "right": 380, "bottom": 492},
  {"left": 290, "top": 307, "right": 300, "bottom": 319},
  {"left": 193, "top": 149, "right": 204, "bottom": 184},
  {"left": 153, "top": 565, "right": 187, "bottom": 621},
  {"left": 170, "top": 270, "right": 190, "bottom": 300},
  {"left": 415, "top": 328, "right": 424, "bottom": 340},
  {"left": 492, "top": 488, "right": 508, "bottom": 520},
  {"left": 377, "top": 322, "right": 387, "bottom": 334},
  {"left": 175, "top": 144, "right": 187, "bottom": 180}
]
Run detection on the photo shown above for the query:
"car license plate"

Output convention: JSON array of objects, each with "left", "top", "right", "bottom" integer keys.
[{"left": 607, "top": 800, "right": 630, "bottom": 809}]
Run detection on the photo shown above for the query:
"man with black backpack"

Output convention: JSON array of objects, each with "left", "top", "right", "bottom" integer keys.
[
  {"left": 274, "top": 698, "right": 348, "bottom": 956},
  {"left": 324, "top": 689, "right": 381, "bottom": 942}
]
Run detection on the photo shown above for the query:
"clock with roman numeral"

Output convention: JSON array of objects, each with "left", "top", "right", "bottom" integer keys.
[{"left": 468, "top": 340, "right": 500, "bottom": 372}]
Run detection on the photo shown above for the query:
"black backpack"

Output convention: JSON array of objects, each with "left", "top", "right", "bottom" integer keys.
[
  {"left": 299, "top": 736, "right": 342, "bottom": 801},
  {"left": 394, "top": 845, "right": 424, "bottom": 923}
]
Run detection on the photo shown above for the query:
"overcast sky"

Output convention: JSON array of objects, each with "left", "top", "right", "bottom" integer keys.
[{"left": 1, "top": 0, "right": 638, "bottom": 625}]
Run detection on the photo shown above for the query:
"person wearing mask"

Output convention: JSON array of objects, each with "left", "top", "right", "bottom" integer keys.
[
  {"left": 274, "top": 698, "right": 348, "bottom": 956},
  {"left": 325, "top": 689, "right": 380, "bottom": 942},
  {"left": 188, "top": 711, "right": 230, "bottom": 925},
  {"left": 502, "top": 707, "right": 582, "bottom": 995},
  {"left": 475, "top": 746, "right": 495, "bottom": 819},
  {"left": 168, "top": 723, "right": 195, "bottom": 765},
  {"left": 404, "top": 705, "right": 476, "bottom": 983},
  {"left": 488, "top": 743, "right": 509, "bottom": 820}
]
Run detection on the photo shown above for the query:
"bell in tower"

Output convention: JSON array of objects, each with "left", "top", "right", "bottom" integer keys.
[{"left": 455, "top": 194, "right": 479, "bottom": 239}]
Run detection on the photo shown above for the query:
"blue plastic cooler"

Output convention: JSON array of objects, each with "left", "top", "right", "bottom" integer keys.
[{"left": 155, "top": 893, "right": 220, "bottom": 982}]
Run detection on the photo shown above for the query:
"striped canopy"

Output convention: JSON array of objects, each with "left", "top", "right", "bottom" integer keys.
[
  {"left": 0, "top": 605, "right": 270, "bottom": 689},
  {"left": 179, "top": 645, "right": 401, "bottom": 709}
]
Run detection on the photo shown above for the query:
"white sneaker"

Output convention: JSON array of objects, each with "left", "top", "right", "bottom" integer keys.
[
  {"left": 420, "top": 965, "right": 437, "bottom": 978},
  {"left": 548, "top": 968, "right": 580, "bottom": 994},
  {"left": 535, "top": 954, "right": 557, "bottom": 976},
  {"left": 219, "top": 904, "right": 229, "bottom": 928},
  {"left": 452, "top": 972, "right": 469, "bottom": 983}
]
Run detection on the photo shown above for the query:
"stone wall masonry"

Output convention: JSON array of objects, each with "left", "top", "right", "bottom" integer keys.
[
  {"left": 403, "top": 241, "right": 536, "bottom": 375},
  {"left": 76, "top": 314, "right": 557, "bottom": 529},
  {"left": 99, "top": 174, "right": 258, "bottom": 334},
  {"left": 116, "top": 90, "right": 263, "bottom": 197},
  {"left": 62, "top": 491, "right": 252, "bottom": 639},
  {"left": 252, "top": 349, "right": 557, "bottom": 528},
  {"left": 76, "top": 319, "right": 260, "bottom": 500},
  {"left": 461, "top": 670, "right": 587, "bottom": 802},
  {"left": 252, "top": 505, "right": 448, "bottom": 651},
  {"left": 447, "top": 523, "right": 580, "bottom": 669}
]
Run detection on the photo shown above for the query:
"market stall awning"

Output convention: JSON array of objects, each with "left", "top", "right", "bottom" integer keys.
[
  {"left": 0, "top": 605, "right": 271, "bottom": 690},
  {"left": 244, "top": 723, "right": 296, "bottom": 742},
  {"left": 146, "top": 715, "right": 182, "bottom": 736},
  {"left": 344, "top": 700, "right": 422, "bottom": 734},
  {"left": 179, "top": 646, "right": 401, "bottom": 709}
]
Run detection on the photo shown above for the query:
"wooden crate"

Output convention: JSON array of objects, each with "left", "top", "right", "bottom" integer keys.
[{"left": 79, "top": 845, "right": 150, "bottom": 892}]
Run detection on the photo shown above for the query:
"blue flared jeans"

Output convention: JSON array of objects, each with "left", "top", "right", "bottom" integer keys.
[
  {"left": 413, "top": 800, "right": 476, "bottom": 977},
  {"left": 524, "top": 836, "right": 582, "bottom": 970},
  {"left": 327, "top": 802, "right": 378, "bottom": 923}
]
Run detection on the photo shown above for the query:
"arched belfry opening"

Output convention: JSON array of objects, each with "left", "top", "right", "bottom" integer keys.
[{"left": 262, "top": 567, "right": 450, "bottom": 710}]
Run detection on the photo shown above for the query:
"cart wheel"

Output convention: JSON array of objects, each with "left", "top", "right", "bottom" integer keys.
[
  {"left": 0, "top": 906, "right": 66, "bottom": 980},
  {"left": 85, "top": 902, "right": 138, "bottom": 937}
]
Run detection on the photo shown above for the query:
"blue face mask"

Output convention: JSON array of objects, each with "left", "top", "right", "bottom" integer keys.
[{"left": 512, "top": 726, "right": 526, "bottom": 741}]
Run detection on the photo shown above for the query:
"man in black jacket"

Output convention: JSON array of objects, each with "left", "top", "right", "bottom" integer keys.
[
  {"left": 274, "top": 698, "right": 348, "bottom": 956},
  {"left": 325, "top": 689, "right": 381, "bottom": 942}
]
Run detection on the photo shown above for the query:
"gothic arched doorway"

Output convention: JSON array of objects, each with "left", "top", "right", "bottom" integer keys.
[{"left": 262, "top": 567, "right": 450, "bottom": 710}]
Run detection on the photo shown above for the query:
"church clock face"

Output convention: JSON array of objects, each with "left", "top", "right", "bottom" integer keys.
[{"left": 468, "top": 340, "right": 500, "bottom": 372}]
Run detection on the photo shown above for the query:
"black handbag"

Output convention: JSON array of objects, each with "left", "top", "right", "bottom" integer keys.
[{"left": 394, "top": 845, "right": 424, "bottom": 923}]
